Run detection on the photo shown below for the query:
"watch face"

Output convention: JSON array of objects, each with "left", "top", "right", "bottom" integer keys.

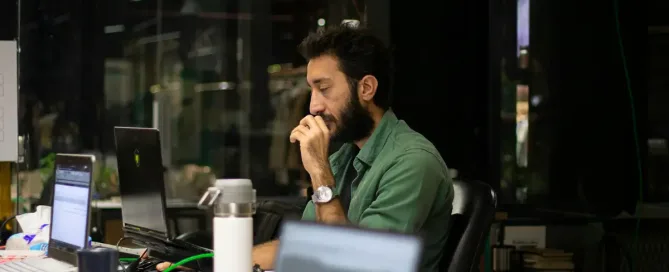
[{"left": 315, "top": 186, "right": 333, "bottom": 202}]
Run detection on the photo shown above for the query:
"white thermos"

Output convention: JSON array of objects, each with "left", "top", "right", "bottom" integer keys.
[{"left": 198, "top": 179, "right": 256, "bottom": 272}]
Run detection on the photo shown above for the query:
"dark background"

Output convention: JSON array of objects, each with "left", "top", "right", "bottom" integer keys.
[{"left": 0, "top": 0, "right": 650, "bottom": 216}]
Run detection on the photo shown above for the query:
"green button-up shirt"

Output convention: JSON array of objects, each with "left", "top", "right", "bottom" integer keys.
[{"left": 301, "top": 110, "right": 454, "bottom": 272}]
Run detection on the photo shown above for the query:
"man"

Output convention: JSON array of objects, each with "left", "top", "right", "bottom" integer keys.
[{"left": 158, "top": 25, "right": 454, "bottom": 272}]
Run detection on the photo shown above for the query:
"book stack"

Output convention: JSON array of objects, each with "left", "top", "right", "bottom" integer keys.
[{"left": 522, "top": 248, "right": 574, "bottom": 272}]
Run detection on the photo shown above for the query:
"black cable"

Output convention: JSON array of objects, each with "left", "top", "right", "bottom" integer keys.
[
  {"left": 124, "top": 249, "right": 147, "bottom": 272},
  {"left": 0, "top": 215, "right": 17, "bottom": 245},
  {"left": 612, "top": 0, "right": 642, "bottom": 270}
]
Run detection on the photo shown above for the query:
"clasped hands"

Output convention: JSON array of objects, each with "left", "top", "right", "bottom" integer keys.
[{"left": 289, "top": 115, "right": 331, "bottom": 177}]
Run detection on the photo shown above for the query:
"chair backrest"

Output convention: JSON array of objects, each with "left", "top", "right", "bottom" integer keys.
[
  {"left": 440, "top": 180, "right": 497, "bottom": 272},
  {"left": 253, "top": 200, "right": 305, "bottom": 244},
  {"left": 174, "top": 199, "right": 305, "bottom": 249}
]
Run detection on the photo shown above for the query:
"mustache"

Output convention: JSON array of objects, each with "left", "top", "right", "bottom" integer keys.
[{"left": 316, "top": 114, "right": 336, "bottom": 123}]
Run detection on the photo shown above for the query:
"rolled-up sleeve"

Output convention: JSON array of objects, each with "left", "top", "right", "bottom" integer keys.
[
  {"left": 358, "top": 148, "right": 447, "bottom": 233},
  {"left": 301, "top": 201, "right": 316, "bottom": 221}
]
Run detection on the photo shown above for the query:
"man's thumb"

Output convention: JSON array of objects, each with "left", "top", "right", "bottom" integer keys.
[{"left": 156, "top": 262, "right": 172, "bottom": 271}]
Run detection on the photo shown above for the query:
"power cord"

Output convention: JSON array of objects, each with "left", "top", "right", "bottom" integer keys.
[
  {"left": 613, "top": 0, "right": 642, "bottom": 270},
  {"left": 0, "top": 215, "right": 17, "bottom": 244},
  {"left": 162, "top": 253, "right": 214, "bottom": 272},
  {"left": 116, "top": 237, "right": 131, "bottom": 252}
]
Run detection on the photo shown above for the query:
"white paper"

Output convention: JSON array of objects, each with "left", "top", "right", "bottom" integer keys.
[
  {"left": 14, "top": 205, "right": 51, "bottom": 233},
  {"left": 0, "top": 41, "right": 18, "bottom": 162},
  {"left": 503, "top": 225, "right": 546, "bottom": 249}
]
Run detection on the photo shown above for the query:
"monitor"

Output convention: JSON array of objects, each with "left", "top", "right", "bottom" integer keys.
[{"left": 275, "top": 221, "right": 423, "bottom": 272}]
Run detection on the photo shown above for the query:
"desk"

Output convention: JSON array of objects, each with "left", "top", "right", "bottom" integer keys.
[
  {"left": 91, "top": 199, "right": 208, "bottom": 244},
  {"left": 91, "top": 196, "right": 307, "bottom": 244},
  {"left": 92, "top": 199, "right": 199, "bottom": 210}
]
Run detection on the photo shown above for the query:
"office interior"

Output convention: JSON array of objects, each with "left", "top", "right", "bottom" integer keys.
[{"left": 0, "top": 0, "right": 658, "bottom": 271}]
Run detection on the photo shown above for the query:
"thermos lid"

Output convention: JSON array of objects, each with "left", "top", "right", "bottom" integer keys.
[
  {"left": 198, "top": 179, "right": 256, "bottom": 214},
  {"left": 213, "top": 178, "right": 256, "bottom": 204}
]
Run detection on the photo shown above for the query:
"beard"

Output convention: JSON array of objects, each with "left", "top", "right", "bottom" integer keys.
[{"left": 318, "top": 91, "right": 375, "bottom": 143}]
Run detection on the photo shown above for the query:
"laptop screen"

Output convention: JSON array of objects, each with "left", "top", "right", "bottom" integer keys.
[
  {"left": 114, "top": 127, "right": 169, "bottom": 235},
  {"left": 275, "top": 221, "right": 423, "bottom": 272},
  {"left": 50, "top": 157, "right": 93, "bottom": 250}
]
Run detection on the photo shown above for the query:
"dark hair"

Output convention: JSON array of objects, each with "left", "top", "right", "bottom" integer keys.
[{"left": 298, "top": 25, "right": 393, "bottom": 110}]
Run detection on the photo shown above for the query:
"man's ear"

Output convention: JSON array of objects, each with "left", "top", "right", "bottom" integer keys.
[{"left": 358, "top": 75, "right": 378, "bottom": 103}]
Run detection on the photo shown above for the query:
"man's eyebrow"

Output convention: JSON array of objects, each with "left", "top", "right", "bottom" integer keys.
[{"left": 307, "top": 77, "right": 331, "bottom": 87}]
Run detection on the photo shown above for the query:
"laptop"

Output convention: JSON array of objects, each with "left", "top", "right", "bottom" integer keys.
[
  {"left": 274, "top": 221, "right": 423, "bottom": 272},
  {"left": 113, "top": 127, "right": 211, "bottom": 268},
  {"left": 0, "top": 154, "right": 95, "bottom": 272}
]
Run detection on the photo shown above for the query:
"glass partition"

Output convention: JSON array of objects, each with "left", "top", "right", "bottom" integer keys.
[{"left": 11, "top": 0, "right": 376, "bottom": 213}]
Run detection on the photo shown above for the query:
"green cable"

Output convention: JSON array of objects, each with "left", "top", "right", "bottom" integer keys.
[
  {"left": 162, "top": 253, "right": 214, "bottom": 272},
  {"left": 613, "top": 0, "right": 642, "bottom": 270},
  {"left": 119, "top": 257, "right": 138, "bottom": 263}
]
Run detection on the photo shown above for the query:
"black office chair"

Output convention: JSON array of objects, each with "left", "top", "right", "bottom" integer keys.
[
  {"left": 440, "top": 180, "right": 497, "bottom": 272},
  {"left": 175, "top": 199, "right": 305, "bottom": 248}
]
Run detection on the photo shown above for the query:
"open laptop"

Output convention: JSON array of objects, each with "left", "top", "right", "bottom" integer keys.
[
  {"left": 0, "top": 154, "right": 95, "bottom": 272},
  {"left": 114, "top": 127, "right": 211, "bottom": 268},
  {"left": 274, "top": 221, "right": 423, "bottom": 272}
]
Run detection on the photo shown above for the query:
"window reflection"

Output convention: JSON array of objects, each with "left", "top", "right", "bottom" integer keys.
[
  {"left": 516, "top": 0, "right": 529, "bottom": 57},
  {"left": 516, "top": 84, "right": 529, "bottom": 168},
  {"left": 500, "top": 0, "right": 534, "bottom": 204},
  {"left": 15, "top": 0, "right": 370, "bottom": 209}
]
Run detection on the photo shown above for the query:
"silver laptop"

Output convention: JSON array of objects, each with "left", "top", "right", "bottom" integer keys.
[
  {"left": 275, "top": 221, "right": 423, "bottom": 272},
  {"left": 0, "top": 154, "right": 95, "bottom": 272}
]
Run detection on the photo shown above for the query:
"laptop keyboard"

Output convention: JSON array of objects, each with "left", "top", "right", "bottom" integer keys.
[{"left": 0, "top": 258, "right": 75, "bottom": 272}]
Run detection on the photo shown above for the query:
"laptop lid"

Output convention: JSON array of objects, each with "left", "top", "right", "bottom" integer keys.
[
  {"left": 275, "top": 221, "right": 423, "bottom": 272},
  {"left": 114, "top": 127, "right": 170, "bottom": 238},
  {"left": 47, "top": 154, "right": 95, "bottom": 266}
]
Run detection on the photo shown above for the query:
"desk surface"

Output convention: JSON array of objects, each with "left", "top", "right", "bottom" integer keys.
[
  {"left": 92, "top": 196, "right": 307, "bottom": 210},
  {"left": 92, "top": 199, "right": 198, "bottom": 209}
]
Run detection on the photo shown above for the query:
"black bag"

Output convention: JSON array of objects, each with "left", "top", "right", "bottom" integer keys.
[{"left": 253, "top": 200, "right": 305, "bottom": 245}]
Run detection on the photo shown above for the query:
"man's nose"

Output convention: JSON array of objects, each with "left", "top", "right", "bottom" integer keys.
[{"left": 309, "top": 94, "right": 325, "bottom": 115}]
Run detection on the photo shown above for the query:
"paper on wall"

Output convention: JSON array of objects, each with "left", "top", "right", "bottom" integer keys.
[{"left": 0, "top": 41, "right": 18, "bottom": 162}]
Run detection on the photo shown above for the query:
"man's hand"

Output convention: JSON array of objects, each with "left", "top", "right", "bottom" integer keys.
[
  {"left": 156, "top": 262, "right": 192, "bottom": 271},
  {"left": 289, "top": 115, "right": 331, "bottom": 177},
  {"left": 155, "top": 241, "right": 280, "bottom": 271}
]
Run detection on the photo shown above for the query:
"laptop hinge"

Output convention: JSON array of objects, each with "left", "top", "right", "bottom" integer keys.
[{"left": 123, "top": 224, "right": 168, "bottom": 241}]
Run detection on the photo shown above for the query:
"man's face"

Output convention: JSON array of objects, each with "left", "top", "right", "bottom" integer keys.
[{"left": 306, "top": 55, "right": 374, "bottom": 143}]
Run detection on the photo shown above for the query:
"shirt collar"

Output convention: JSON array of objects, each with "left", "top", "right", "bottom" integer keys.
[{"left": 355, "top": 109, "right": 398, "bottom": 166}]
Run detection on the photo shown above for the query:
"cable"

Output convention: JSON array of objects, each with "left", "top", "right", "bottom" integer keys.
[
  {"left": 123, "top": 249, "right": 148, "bottom": 272},
  {"left": 116, "top": 237, "right": 135, "bottom": 272},
  {"left": 613, "top": 0, "right": 642, "bottom": 271},
  {"left": 115, "top": 237, "right": 131, "bottom": 252},
  {"left": 0, "top": 215, "right": 17, "bottom": 244},
  {"left": 162, "top": 253, "right": 214, "bottom": 272}
]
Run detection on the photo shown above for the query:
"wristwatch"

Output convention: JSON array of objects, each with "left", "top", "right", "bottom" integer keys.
[{"left": 311, "top": 185, "right": 338, "bottom": 204}]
